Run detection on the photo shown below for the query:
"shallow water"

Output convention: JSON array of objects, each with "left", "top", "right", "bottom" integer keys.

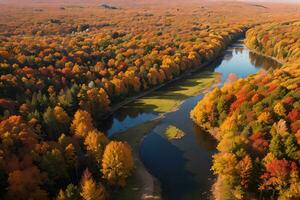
[{"left": 101, "top": 40, "right": 281, "bottom": 200}]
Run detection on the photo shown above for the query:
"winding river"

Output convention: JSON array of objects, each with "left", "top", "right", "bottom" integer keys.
[{"left": 101, "top": 40, "right": 281, "bottom": 200}]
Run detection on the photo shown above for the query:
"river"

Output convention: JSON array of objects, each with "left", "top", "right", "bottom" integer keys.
[{"left": 100, "top": 40, "right": 281, "bottom": 200}]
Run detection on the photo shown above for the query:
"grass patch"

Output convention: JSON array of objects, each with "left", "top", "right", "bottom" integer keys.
[
  {"left": 128, "top": 71, "right": 219, "bottom": 113},
  {"left": 164, "top": 125, "right": 185, "bottom": 140}
]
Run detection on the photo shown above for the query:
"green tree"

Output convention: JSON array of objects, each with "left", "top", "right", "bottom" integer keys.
[
  {"left": 39, "top": 149, "right": 69, "bottom": 194},
  {"left": 65, "top": 184, "right": 81, "bottom": 200},
  {"left": 269, "top": 134, "right": 284, "bottom": 158},
  {"left": 43, "top": 107, "right": 59, "bottom": 139},
  {"left": 284, "top": 134, "right": 297, "bottom": 159}
]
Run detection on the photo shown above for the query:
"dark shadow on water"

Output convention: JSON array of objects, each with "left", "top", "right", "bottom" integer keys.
[
  {"left": 223, "top": 49, "right": 234, "bottom": 61},
  {"left": 193, "top": 123, "right": 217, "bottom": 151},
  {"left": 140, "top": 133, "right": 198, "bottom": 200}
]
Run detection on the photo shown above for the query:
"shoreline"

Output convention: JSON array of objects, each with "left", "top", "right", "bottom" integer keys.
[{"left": 244, "top": 43, "right": 285, "bottom": 65}]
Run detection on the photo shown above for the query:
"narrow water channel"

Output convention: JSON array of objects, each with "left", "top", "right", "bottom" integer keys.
[{"left": 101, "top": 40, "right": 281, "bottom": 200}]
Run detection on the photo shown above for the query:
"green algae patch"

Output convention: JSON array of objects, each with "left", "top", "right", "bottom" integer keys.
[
  {"left": 164, "top": 125, "right": 185, "bottom": 140},
  {"left": 127, "top": 71, "right": 219, "bottom": 113}
]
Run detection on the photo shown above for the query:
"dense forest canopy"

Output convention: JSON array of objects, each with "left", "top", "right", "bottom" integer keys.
[
  {"left": 0, "top": 0, "right": 300, "bottom": 199},
  {"left": 246, "top": 21, "right": 300, "bottom": 63}
]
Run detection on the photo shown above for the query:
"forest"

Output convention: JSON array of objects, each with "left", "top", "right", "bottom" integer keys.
[
  {"left": 0, "top": 0, "right": 300, "bottom": 200},
  {"left": 191, "top": 20, "right": 300, "bottom": 199}
]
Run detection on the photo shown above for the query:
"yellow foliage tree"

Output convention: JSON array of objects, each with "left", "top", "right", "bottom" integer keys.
[
  {"left": 56, "top": 190, "right": 66, "bottom": 200},
  {"left": 80, "top": 169, "right": 106, "bottom": 200},
  {"left": 258, "top": 112, "right": 272, "bottom": 124},
  {"left": 54, "top": 106, "right": 70, "bottom": 124},
  {"left": 274, "top": 102, "right": 286, "bottom": 117},
  {"left": 212, "top": 152, "right": 238, "bottom": 176},
  {"left": 71, "top": 110, "right": 94, "bottom": 137},
  {"left": 102, "top": 141, "right": 134, "bottom": 186},
  {"left": 84, "top": 130, "right": 109, "bottom": 164},
  {"left": 65, "top": 144, "right": 78, "bottom": 169},
  {"left": 236, "top": 155, "right": 253, "bottom": 189}
]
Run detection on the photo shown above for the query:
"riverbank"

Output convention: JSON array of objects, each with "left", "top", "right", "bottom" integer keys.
[{"left": 245, "top": 43, "right": 285, "bottom": 65}]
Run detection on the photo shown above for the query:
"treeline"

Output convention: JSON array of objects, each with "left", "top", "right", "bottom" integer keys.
[
  {"left": 245, "top": 20, "right": 300, "bottom": 63},
  {"left": 191, "top": 21, "right": 300, "bottom": 199}
]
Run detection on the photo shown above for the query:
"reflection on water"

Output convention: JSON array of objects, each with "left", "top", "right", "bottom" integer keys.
[
  {"left": 106, "top": 113, "right": 157, "bottom": 137},
  {"left": 100, "top": 40, "right": 282, "bottom": 200},
  {"left": 249, "top": 51, "right": 281, "bottom": 70}
]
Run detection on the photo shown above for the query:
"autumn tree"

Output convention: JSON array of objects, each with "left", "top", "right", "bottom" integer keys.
[
  {"left": 259, "top": 159, "right": 293, "bottom": 197},
  {"left": 80, "top": 169, "right": 106, "bottom": 200},
  {"left": 56, "top": 190, "right": 66, "bottom": 200},
  {"left": 64, "top": 144, "right": 78, "bottom": 174},
  {"left": 102, "top": 141, "right": 134, "bottom": 186},
  {"left": 43, "top": 106, "right": 70, "bottom": 139},
  {"left": 7, "top": 166, "right": 48, "bottom": 200},
  {"left": 85, "top": 130, "right": 109, "bottom": 163},
  {"left": 56, "top": 184, "right": 81, "bottom": 200},
  {"left": 78, "top": 86, "right": 110, "bottom": 119},
  {"left": 269, "top": 134, "right": 284, "bottom": 158},
  {"left": 71, "top": 110, "right": 94, "bottom": 137},
  {"left": 236, "top": 155, "right": 253, "bottom": 189}
]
